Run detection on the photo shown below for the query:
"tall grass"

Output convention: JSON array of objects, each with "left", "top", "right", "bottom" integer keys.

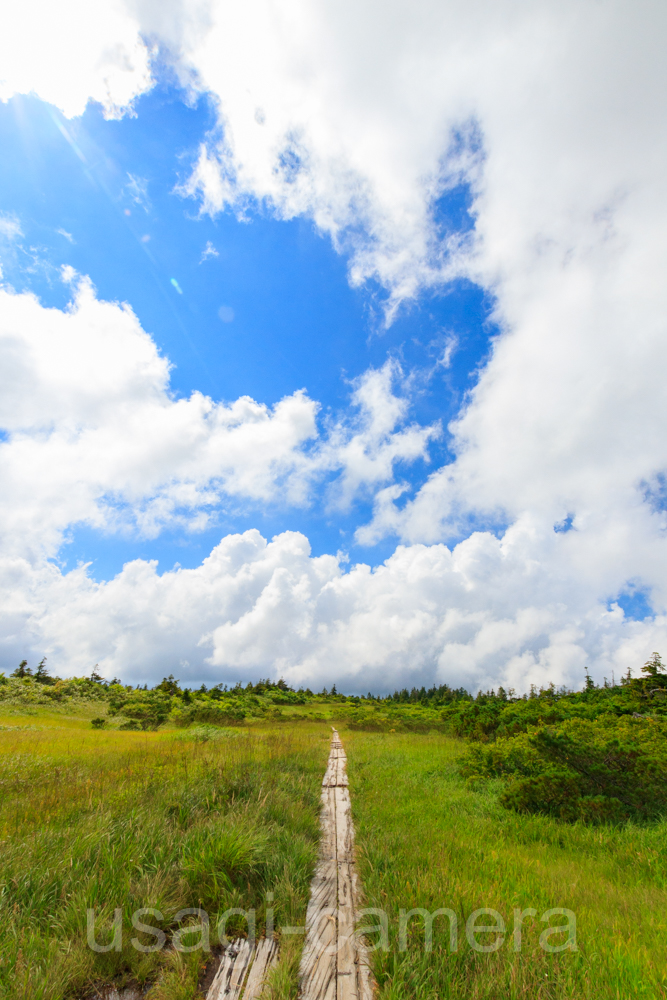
[
  {"left": 0, "top": 712, "right": 328, "bottom": 1000},
  {"left": 345, "top": 730, "right": 667, "bottom": 1000},
  {"left": 7, "top": 711, "right": 665, "bottom": 999}
]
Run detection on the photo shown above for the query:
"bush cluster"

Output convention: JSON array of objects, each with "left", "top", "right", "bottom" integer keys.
[
  {"left": 459, "top": 654, "right": 667, "bottom": 824},
  {"left": 4, "top": 652, "right": 666, "bottom": 826}
]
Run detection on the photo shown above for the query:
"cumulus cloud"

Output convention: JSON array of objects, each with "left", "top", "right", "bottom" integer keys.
[
  {"left": 2, "top": 2, "right": 665, "bottom": 313},
  {"left": 0, "top": 0, "right": 152, "bottom": 118},
  {"left": 153, "top": 0, "right": 667, "bottom": 682},
  {"left": 6, "top": 524, "right": 667, "bottom": 692},
  {"left": 366, "top": 251, "right": 667, "bottom": 547},
  {"left": 318, "top": 361, "right": 441, "bottom": 511},
  {"left": 0, "top": 275, "right": 436, "bottom": 561},
  {"left": 173, "top": 0, "right": 481, "bottom": 318},
  {"left": 0, "top": 275, "right": 664, "bottom": 690},
  {"left": 138, "top": 0, "right": 658, "bottom": 319},
  {"left": 2, "top": 0, "right": 667, "bottom": 688}
]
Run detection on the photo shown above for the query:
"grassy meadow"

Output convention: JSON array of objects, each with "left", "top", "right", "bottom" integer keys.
[
  {"left": 0, "top": 702, "right": 328, "bottom": 1000},
  {"left": 1, "top": 679, "right": 666, "bottom": 1000},
  {"left": 346, "top": 731, "right": 667, "bottom": 1000}
]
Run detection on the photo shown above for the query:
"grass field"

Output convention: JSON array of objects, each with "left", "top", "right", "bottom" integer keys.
[
  {"left": 346, "top": 731, "right": 667, "bottom": 1000},
  {"left": 1, "top": 705, "right": 666, "bottom": 999},
  {"left": 0, "top": 705, "right": 328, "bottom": 1000}
]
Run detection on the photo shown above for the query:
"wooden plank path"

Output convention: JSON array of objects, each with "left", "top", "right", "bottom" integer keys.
[
  {"left": 298, "top": 729, "right": 373, "bottom": 1000},
  {"left": 207, "top": 937, "right": 279, "bottom": 1000},
  {"left": 207, "top": 729, "right": 372, "bottom": 1000}
]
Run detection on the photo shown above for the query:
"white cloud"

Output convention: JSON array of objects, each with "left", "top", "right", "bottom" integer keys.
[
  {"left": 368, "top": 250, "right": 667, "bottom": 550},
  {"left": 2, "top": 0, "right": 667, "bottom": 689},
  {"left": 166, "top": 0, "right": 667, "bottom": 322},
  {"left": 4, "top": 2, "right": 663, "bottom": 316},
  {"left": 0, "top": 282, "right": 663, "bottom": 691},
  {"left": 0, "top": 276, "right": 435, "bottom": 562},
  {"left": 201, "top": 240, "right": 219, "bottom": 262},
  {"left": 148, "top": 0, "right": 667, "bottom": 683},
  {"left": 0, "top": 1, "right": 152, "bottom": 118},
  {"left": 0, "top": 278, "right": 459, "bottom": 688},
  {"left": 126, "top": 173, "right": 151, "bottom": 211},
  {"left": 172, "top": 0, "right": 481, "bottom": 319},
  {"left": 318, "top": 362, "right": 440, "bottom": 511},
  {"left": 5, "top": 524, "right": 667, "bottom": 691},
  {"left": 0, "top": 213, "right": 22, "bottom": 241}
]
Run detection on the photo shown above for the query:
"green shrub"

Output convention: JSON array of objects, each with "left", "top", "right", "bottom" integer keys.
[
  {"left": 500, "top": 775, "right": 628, "bottom": 825},
  {"left": 108, "top": 689, "right": 172, "bottom": 729},
  {"left": 0, "top": 675, "right": 109, "bottom": 707},
  {"left": 577, "top": 794, "right": 626, "bottom": 824},
  {"left": 170, "top": 700, "right": 247, "bottom": 727},
  {"left": 344, "top": 705, "right": 446, "bottom": 733},
  {"left": 500, "top": 772, "right": 581, "bottom": 820},
  {"left": 529, "top": 719, "right": 667, "bottom": 821},
  {"left": 458, "top": 732, "right": 544, "bottom": 779},
  {"left": 461, "top": 715, "right": 667, "bottom": 824}
]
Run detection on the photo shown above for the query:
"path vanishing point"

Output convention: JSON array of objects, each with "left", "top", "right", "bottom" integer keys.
[{"left": 206, "top": 729, "right": 373, "bottom": 1000}]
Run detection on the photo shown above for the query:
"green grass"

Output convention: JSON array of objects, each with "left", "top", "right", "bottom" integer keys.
[
  {"left": 0, "top": 706, "right": 330, "bottom": 1000},
  {"left": 345, "top": 730, "right": 667, "bottom": 1000},
  {"left": 5, "top": 706, "right": 667, "bottom": 1000}
]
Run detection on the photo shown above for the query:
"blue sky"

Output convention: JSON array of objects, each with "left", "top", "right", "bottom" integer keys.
[
  {"left": 0, "top": 0, "right": 665, "bottom": 691},
  {"left": 0, "top": 86, "right": 493, "bottom": 581}
]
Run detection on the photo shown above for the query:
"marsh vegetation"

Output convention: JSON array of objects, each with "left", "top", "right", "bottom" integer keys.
[
  {"left": 1, "top": 657, "right": 665, "bottom": 999},
  {"left": 0, "top": 709, "right": 325, "bottom": 999}
]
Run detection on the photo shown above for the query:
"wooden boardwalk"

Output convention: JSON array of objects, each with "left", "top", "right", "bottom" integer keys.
[
  {"left": 298, "top": 729, "right": 373, "bottom": 1000},
  {"left": 207, "top": 937, "right": 279, "bottom": 1000},
  {"left": 207, "top": 729, "right": 372, "bottom": 1000}
]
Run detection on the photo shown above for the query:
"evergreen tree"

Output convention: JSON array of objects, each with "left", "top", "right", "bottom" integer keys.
[
  {"left": 34, "top": 658, "right": 52, "bottom": 684},
  {"left": 642, "top": 652, "right": 664, "bottom": 677}
]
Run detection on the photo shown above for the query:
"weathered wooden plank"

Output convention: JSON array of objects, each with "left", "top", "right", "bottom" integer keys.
[
  {"left": 322, "top": 756, "right": 337, "bottom": 787},
  {"left": 304, "top": 859, "right": 338, "bottom": 925},
  {"left": 319, "top": 787, "right": 337, "bottom": 860},
  {"left": 322, "top": 746, "right": 347, "bottom": 788},
  {"left": 207, "top": 947, "right": 234, "bottom": 1000},
  {"left": 208, "top": 937, "right": 281, "bottom": 1000},
  {"left": 300, "top": 924, "right": 337, "bottom": 1000},
  {"left": 231, "top": 940, "right": 254, "bottom": 997},
  {"left": 208, "top": 939, "right": 251, "bottom": 1000},
  {"left": 299, "top": 730, "right": 375, "bottom": 1000},
  {"left": 242, "top": 938, "right": 279, "bottom": 1000},
  {"left": 300, "top": 736, "right": 339, "bottom": 1000},
  {"left": 336, "top": 861, "right": 357, "bottom": 999},
  {"left": 335, "top": 753, "right": 348, "bottom": 788},
  {"left": 356, "top": 941, "right": 374, "bottom": 1000},
  {"left": 334, "top": 787, "right": 354, "bottom": 864},
  {"left": 300, "top": 880, "right": 338, "bottom": 1000}
]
